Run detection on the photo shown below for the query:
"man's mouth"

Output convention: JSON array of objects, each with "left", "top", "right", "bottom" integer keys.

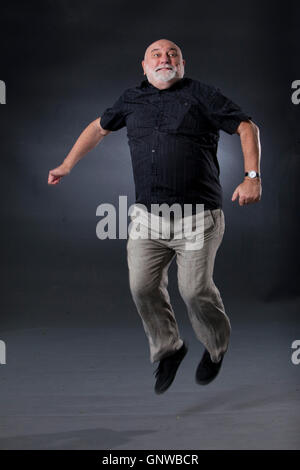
[{"left": 156, "top": 67, "right": 173, "bottom": 71}]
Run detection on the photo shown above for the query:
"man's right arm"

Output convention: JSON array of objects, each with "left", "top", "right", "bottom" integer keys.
[{"left": 47, "top": 117, "right": 111, "bottom": 185}]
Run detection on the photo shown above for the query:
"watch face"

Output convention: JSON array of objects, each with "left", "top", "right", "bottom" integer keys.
[{"left": 249, "top": 171, "right": 256, "bottom": 178}]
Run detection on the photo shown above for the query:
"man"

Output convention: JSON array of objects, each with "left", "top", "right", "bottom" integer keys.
[{"left": 48, "top": 39, "right": 261, "bottom": 395}]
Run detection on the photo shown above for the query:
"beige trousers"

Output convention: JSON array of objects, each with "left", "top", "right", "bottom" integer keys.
[{"left": 126, "top": 206, "right": 231, "bottom": 364}]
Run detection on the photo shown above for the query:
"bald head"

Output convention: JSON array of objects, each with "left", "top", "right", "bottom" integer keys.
[
  {"left": 142, "top": 39, "right": 185, "bottom": 90},
  {"left": 143, "top": 38, "right": 183, "bottom": 61}
]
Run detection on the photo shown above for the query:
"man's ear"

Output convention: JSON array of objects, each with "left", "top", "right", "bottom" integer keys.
[
  {"left": 141, "top": 60, "right": 146, "bottom": 75},
  {"left": 182, "top": 59, "right": 186, "bottom": 66}
]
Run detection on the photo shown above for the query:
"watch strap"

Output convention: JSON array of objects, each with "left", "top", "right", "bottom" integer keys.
[{"left": 245, "top": 172, "right": 261, "bottom": 178}]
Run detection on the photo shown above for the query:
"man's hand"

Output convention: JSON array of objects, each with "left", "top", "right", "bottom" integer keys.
[
  {"left": 48, "top": 162, "right": 71, "bottom": 185},
  {"left": 231, "top": 178, "right": 262, "bottom": 206}
]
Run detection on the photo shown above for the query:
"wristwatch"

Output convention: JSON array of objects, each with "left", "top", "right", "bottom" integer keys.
[{"left": 245, "top": 171, "right": 261, "bottom": 179}]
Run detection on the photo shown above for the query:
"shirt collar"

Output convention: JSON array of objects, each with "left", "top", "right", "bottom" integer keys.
[{"left": 140, "top": 77, "right": 188, "bottom": 92}]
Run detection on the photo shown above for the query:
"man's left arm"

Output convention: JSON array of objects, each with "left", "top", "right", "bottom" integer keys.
[{"left": 232, "top": 120, "right": 262, "bottom": 206}]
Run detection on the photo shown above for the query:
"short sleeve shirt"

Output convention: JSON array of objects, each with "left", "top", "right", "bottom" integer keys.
[{"left": 100, "top": 77, "right": 251, "bottom": 212}]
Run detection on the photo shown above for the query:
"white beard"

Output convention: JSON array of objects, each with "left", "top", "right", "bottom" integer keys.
[
  {"left": 154, "top": 68, "right": 177, "bottom": 82},
  {"left": 145, "top": 65, "right": 177, "bottom": 83}
]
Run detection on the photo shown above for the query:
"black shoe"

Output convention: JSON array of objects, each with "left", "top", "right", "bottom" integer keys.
[
  {"left": 195, "top": 348, "right": 224, "bottom": 385},
  {"left": 154, "top": 341, "right": 188, "bottom": 395}
]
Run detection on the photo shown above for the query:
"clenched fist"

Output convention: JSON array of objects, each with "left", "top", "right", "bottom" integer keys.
[
  {"left": 48, "top": 163, "right": 71, "bottom": 185},
  {"left": 231, "top": 178, "right": 262, "bottom": 206}
]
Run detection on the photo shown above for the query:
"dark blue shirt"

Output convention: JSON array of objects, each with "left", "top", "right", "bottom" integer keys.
[{"left": 100, "top": 77, "right": 251, "bottom": 213}]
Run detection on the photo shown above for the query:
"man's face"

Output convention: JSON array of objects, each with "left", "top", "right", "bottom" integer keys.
[{"left": 142, "top": 40, "right": 185, "bottom": 88}]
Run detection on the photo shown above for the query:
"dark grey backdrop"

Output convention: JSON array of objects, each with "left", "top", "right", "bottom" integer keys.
[{"left": 1, "top": 0, "right": 299, "bottom": 329}]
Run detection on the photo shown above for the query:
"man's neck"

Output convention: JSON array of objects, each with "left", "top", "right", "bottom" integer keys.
[{"left": 147, "top": 77, "right": 182, "bottom": 90}]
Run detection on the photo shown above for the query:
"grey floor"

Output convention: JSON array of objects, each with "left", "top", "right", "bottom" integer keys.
[{"left": 0, "top": 299, "right": 299, "bottom": 450}]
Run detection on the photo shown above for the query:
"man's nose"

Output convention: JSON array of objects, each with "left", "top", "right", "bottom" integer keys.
[{"left": 159, "top": 54, "right": 171, "bottom": 63}]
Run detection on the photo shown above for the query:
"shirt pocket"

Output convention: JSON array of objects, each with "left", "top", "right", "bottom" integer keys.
[
  {"left": 124, "top": 98, "right": 155, "bottom": 138},
  {"left": 174, "top": 97, "right": 215, "bottom": 135}
]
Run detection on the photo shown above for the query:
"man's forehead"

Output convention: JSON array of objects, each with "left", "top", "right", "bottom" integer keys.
[{"left": 145, "top": 41, "right": 181, "bottom": 58}]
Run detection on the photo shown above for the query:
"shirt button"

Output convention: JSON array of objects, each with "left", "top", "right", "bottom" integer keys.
[
  {"left": 152, "top": 149, "right": 155, "bottom": 152},
  {"left": 184, "top": 102, "right": 188, "bottom": 106},
  {"left": 154, "top": 126, "right": 158, "bottom": 130}
]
